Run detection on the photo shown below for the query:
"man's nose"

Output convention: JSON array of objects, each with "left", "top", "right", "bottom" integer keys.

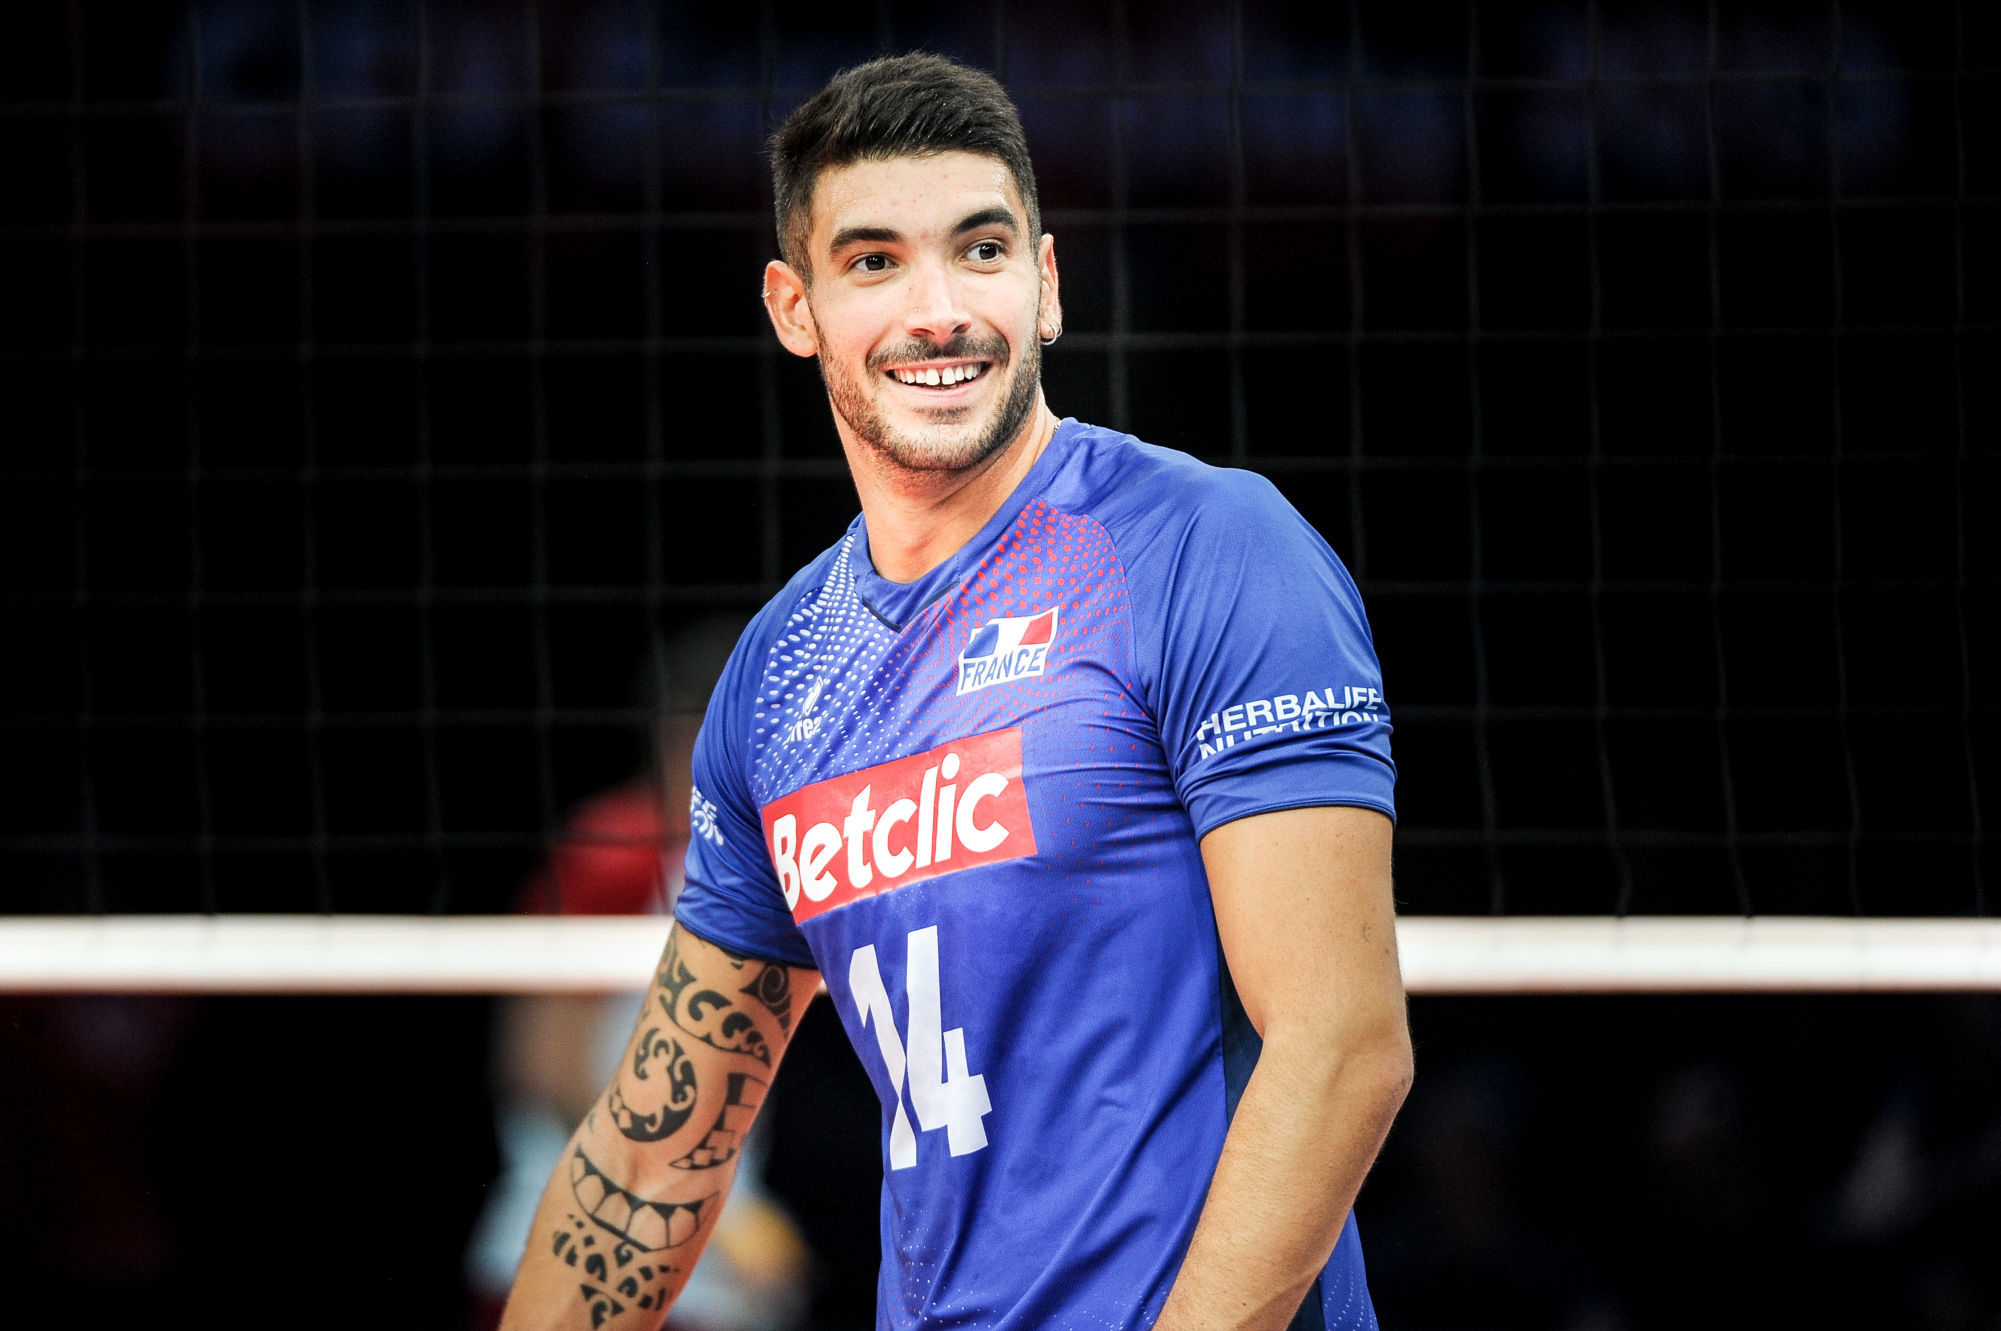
[{"left": 902, "top": 260, "right": 972, "bottom": 341}]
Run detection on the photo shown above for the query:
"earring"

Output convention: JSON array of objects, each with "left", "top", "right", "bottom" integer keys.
[{"left": 1040, "top": 323, "right": 1062, "bottom": 347}]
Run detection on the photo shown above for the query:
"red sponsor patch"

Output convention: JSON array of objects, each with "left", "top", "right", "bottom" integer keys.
[{"left": 761, "top": 728, "right": 1037, "bottom": 925}]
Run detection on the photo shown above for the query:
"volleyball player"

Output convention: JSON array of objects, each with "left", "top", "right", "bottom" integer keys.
[{"left": 502, "top": 54, "right": 1410, "bottom": 1331}]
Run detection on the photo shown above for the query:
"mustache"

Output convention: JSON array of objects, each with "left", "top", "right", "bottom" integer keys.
[{"left": 866, "top": 333, "right": 1011, "bottom": 373}]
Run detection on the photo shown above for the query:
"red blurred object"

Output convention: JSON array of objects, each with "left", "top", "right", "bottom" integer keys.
[{"left": 517, "top": 781, "right": 685, "bottom": 917}]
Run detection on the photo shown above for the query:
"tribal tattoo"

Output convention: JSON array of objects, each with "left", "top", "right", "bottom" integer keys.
[
  {"left": 607, "top": 1026, "right": 700, "bottom": 1143},
  {"left": 669, "top": 1071, "right": 767, "bottom": 1171},
  {"left": 739, "top": 960, "right": 794, "bottom": 1034},
  {"left": 654, "top": 932, "right": 771, "bottom": 1066},
  {"left": 551, "top": 1213, "right": 675, "bottom": 1326},
  {"left": 568, "top": 1147, "right": 712, "bottom": 1251},
  {"left": 546, "top": 934, "right": 797, "bottom": 1323}
]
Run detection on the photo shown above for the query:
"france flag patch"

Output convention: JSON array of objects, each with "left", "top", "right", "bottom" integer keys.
[{"left": 956, "top": 606, "right": 1060, "bottom": 695}]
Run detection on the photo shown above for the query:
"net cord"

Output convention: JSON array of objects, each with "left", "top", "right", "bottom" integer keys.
[{"left": 0, "top": 916, "right": 1995, "bottom": 994}]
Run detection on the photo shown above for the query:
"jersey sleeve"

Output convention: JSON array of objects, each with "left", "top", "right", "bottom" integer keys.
[
  {"left": 1130, "top": 467, "right": 1396, "bottom": 838},
  {"left": 673, "top": 631, "right": 818, "bottom": 970}
]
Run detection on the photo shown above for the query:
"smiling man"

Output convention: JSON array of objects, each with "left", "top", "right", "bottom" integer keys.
[{"left": 502, "top": 54, "right": 1410, "bottom": 1331}]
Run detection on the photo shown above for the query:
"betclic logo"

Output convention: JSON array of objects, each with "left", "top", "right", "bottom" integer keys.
[{"left": 761, "top": 729, "right": 1037, "bottom": 925}]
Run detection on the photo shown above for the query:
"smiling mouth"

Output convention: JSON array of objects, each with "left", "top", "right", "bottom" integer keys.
[{"left": 885, "top": 362, "right": 988, "bottom": 388}]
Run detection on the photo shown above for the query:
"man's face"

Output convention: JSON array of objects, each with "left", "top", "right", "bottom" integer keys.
[{"left": 779, "top": 151, "right": 1057, "bottom": 475}]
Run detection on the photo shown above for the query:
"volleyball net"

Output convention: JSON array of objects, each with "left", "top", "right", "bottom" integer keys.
[
  {"left": 0, "top": 915, "right": 1996, "bottom": 994},
  {"left": 4, "top": 0, "right": 1992, "bottom": 993}
]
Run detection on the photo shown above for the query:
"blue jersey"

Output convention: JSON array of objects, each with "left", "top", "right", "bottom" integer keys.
[{"left": 677, "top": 420, "right": 1395, "bottom": 1331}]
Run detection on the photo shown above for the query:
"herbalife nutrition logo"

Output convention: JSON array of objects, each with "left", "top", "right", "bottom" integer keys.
[{"left": 956, "top": 606, "right": 1059, "bottom": 696}]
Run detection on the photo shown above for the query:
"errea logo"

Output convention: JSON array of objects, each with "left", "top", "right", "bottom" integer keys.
[
  {"left": 956, "top": 607, "right": 1059, "bottom": 696},
  {"left": 783, "top": 676, "right": 829, "bottom": 745}
]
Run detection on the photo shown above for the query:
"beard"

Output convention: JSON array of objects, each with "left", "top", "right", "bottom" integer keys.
[{"left": 817, "top": 326, "right": 1043, "bottom": 476}]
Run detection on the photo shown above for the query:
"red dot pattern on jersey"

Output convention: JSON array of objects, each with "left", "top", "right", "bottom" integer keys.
[{"left": 748, "top": 498, "right": 1149, "bottom": 812}]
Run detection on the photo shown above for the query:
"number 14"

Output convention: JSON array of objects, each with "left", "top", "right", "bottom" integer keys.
[{"left": 849, "top": 926, "right": 993, "bottom": 1169}]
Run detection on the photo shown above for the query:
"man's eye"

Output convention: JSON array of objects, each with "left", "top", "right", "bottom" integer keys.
[
  {"left": 855, "top": 254, "right": 892, "bottom": 273},
  {"left": 969, "top": 241, "right": 1003, "bottom": 262}
]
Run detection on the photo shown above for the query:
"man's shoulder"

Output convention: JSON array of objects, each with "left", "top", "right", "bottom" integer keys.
[
  {"left": 1058, "top": 420, "right": 1299, "bottom": 540},
  {"left": 1055, "top": 422, "right": 1353, "bottom": 639}
]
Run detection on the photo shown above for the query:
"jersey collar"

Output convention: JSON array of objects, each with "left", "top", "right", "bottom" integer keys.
[{"left": 850, "top": 417, "right": 1081, "bottom": 631}]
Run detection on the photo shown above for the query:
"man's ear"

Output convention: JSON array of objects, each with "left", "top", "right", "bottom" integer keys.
[
  {"left": 762, "top": 260, "right": 818, "bottom": 358},
  {"left": 1036, "top": 234, "right": 1063, "bottom": 343}
]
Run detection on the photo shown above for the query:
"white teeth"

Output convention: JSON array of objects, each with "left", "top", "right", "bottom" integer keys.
[{"left": 892, "top": 363, "right": 983, "bottom": 386}]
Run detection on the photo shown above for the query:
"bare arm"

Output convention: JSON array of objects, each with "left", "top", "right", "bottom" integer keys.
[
  {"left": 500, "top": 925, "right": 819, "bottom": 1330},
  {"left": 1154, "top": 805, "right": 1412, "bottom": 1331}
]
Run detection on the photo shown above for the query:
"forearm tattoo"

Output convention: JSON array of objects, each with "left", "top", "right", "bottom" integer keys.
[
  {"left": 549, "top": 1215, "right": 673, "bottom": 1327},
  {"left": 544, "top": 932, "right": 799, "bottom": 1323},
  {"left": 552, "top": 1200, "right": 676, "bottom": 1328},
  {"left": 549, "top": 1147, "right": 714, "bottom": 1325}
]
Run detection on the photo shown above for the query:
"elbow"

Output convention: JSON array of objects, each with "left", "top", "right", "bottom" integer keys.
[
  {"left": 1264, "top": 1011, "right": 1413, "bottom": 1123},
  {"left": 1379, "top": 1026, "right": 1415, "bottom": 1115},
  {"left": 1344, "top": 1022, "right": 1413, "bottom": 1125}
]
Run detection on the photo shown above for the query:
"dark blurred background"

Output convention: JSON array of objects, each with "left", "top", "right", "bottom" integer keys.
[{"left": 2, "top": 1, "right": 1996, "bottom": 1327}]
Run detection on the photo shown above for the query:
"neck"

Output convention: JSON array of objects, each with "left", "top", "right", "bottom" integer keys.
[{"left": 844, "top": 398, "right": 1060, "bottom": 584}]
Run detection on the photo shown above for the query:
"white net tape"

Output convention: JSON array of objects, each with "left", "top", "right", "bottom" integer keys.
[{"left": 1, "top": 916, "right": 1997, "bottom": 994}]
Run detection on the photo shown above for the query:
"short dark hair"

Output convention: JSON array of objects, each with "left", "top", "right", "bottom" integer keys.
[{"left": 770, "top": 53, "right": 1041, "bottom": 275}]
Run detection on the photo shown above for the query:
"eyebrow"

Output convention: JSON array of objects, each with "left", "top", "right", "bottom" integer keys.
[
  {"left": 825, "top": 207, "right": 1021, "bottom": 256},
  {"left": 951, "top": 206, "right": 1019, "bottom": 238},
  {"left": 827, "top": 224, "right": 902, "bottom": 252}
]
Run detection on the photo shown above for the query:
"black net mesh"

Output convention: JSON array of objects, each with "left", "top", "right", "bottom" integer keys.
[{"left": 4, "top": 0, "right": 1994, "bottom": 916}]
